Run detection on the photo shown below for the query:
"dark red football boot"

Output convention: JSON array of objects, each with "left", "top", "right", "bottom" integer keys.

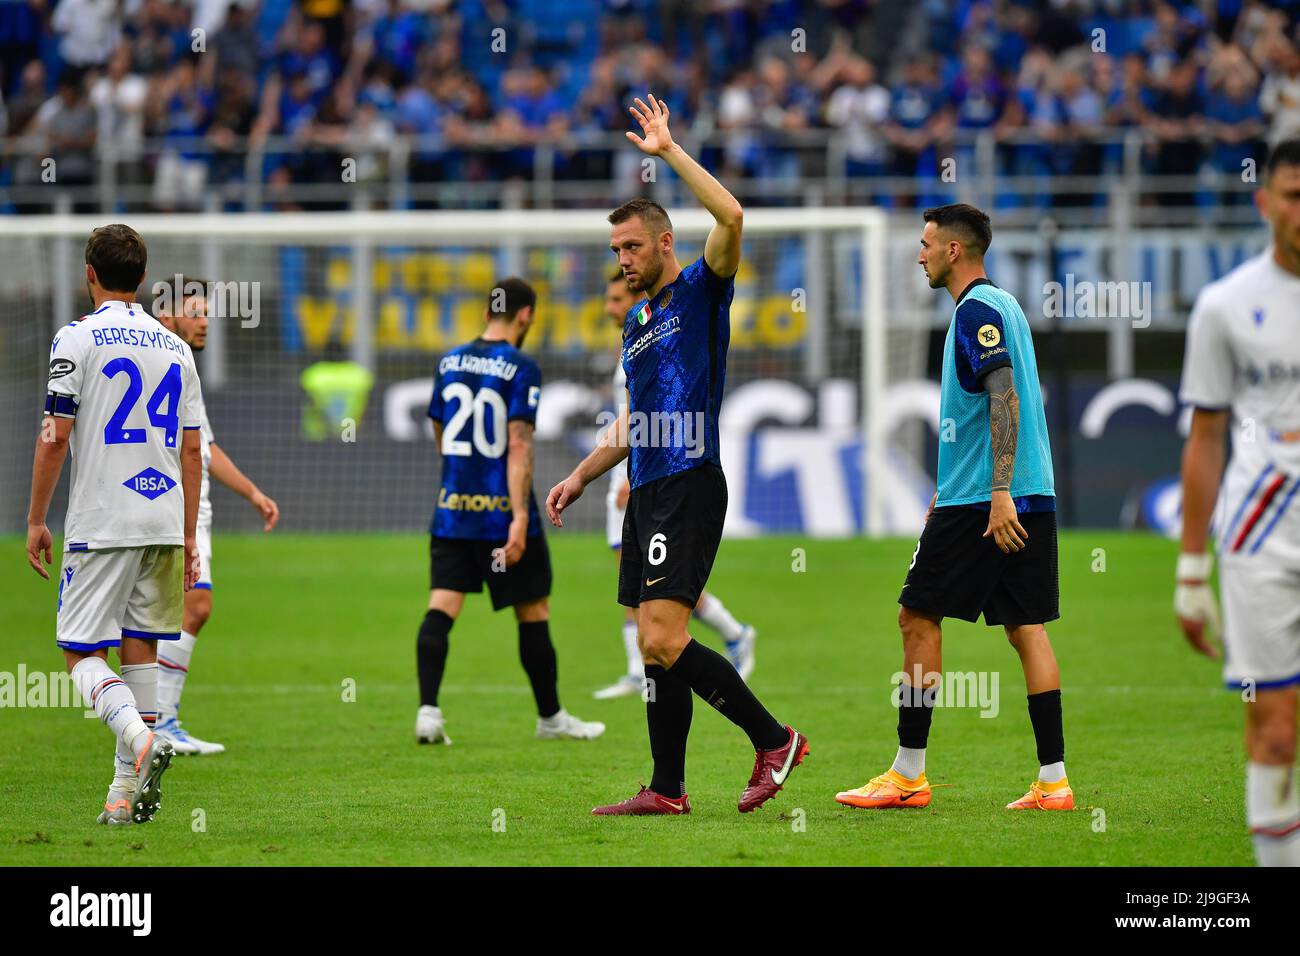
[
  {"left": 738, "top": 726, "right": 809, "bottom": 812},
  {"left": 591, "top": 785, "right": 691, "bottom": 816}
]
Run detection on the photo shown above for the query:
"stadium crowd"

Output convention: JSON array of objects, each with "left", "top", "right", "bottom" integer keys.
[{"left": 1, "top": 0, "right": 1299, "bottom": 210}]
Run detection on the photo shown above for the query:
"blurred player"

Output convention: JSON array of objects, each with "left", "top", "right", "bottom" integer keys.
[
  {"left": 835, "top": 204, "right": 1070, "bottom": 812},
  {"left": 1177, "top": 138, "right": 1300, "bottom": 866},
  {"left": 548, "top": 95, "right": 807, "bottom": 815},
  {"left": 593, "top": 268, "right": 757, "bottom": 699},
  {"left": 153, "top": 276, "right": 281, "bottom": 755},
  {"left": 415, "top": 278, "right": 604, "bottom": 745},
  {"left": 27, "top": 224, "right": 203, "bottom": 824}
]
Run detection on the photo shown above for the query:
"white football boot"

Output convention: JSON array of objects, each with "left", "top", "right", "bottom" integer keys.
[
  {"left": 415, "top": 705, "right": 452, "bottom": 745},
  {"left": 592, "top": 674, "right": 643, "bottom": 700},
  {"left": 130, "top": 733, "right": 175, "bottom": 824},
  {"left": 727, "top": 624, "right": 758, "bottom": 682},
  {"left": 536, "top": 708, "right": 606, "bottom": 740},
  {"left": 156, "top": 716, "right": 225, "bottom": 755},
  {"left": 97, "top": 785, "right": 136, "bottom": 826}
]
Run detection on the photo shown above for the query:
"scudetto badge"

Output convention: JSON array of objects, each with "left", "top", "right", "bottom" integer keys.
[{"left": 976, "top": 324, "right": 1001, "bottom": 347}]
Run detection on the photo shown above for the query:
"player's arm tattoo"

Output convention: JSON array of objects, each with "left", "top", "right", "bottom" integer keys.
[
  {"left": 983, "top": 366, "right": 1018, "bottom": 493},
  {"left": 507, "top": 420, "right": 535, "bottom": 521}
]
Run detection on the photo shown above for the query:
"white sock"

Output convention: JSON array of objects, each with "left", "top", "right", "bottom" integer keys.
[
  {"left": 120, "top": 662, "right": 158, "bottom": 733},
  {"left": 622, "top": 620, "right": 643, "bottom": 680},
  {"left": 1247, "top": 762, "right": 1300, "bottom": 867},
  {"left": 1038, "top": 761, "right": 1067, "bottom": 783},
  {"left": 157, "top": 631, "right": 196, "bottom": 722},
  {"left": 693, "top": 593, "right": 745, "bottom": 643},
  {"left": 72, "top": 657, "right": 149, "bottom": 758},
  {"left": 891, "top": 746, "right": 925, "bottom": 780}
]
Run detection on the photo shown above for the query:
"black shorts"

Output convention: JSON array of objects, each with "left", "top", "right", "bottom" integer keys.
[
  {"left": 429, "top": 534, "right": 552, "bottom": 611},
  {"left": 898, "top": 507, "right": 1059, "bottom": 627},
  {"left": 618, "top": 464, "right": 726, "bottom": 609}
]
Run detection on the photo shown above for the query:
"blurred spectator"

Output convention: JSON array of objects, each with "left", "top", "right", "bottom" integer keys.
[
  {"left": 0, "top": 0, "right": 46, "bottom": 97},
  {"left": 1205, "top": 56, "right": 1264, "bottom": 204},
  {"left": 32, "top": 70, "right": 98, "bottom": 208},
  {"left": 1148, "top": 60, "right": 1205, "bottom": 207},
  {"left": 151, "top": 56, "right": 213, "bottom": 209},
  {"left": 825, "top": 58, "right": 891, "bottom": 180},
  {"left": 1260, "top": 37, "right": 1300, "bottom": 144},
  {"left": 3, "top": 58, "right": 49, "bottom": 137},
  {"left": 883, "top": 56, "right": 947, "bottom": 208},
  {"left": 89, "top": 44, "right": 148, "bottom": 181},
  {"left": 52, "top": 0, "right": 137, "bottom": 70}
]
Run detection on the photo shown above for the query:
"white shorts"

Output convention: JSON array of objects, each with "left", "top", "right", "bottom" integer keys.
[
  {"left": 1220, "top": 557, "right": 1300, "bottom": 689},
  {"left": 57, "top": 545, "right": 185, "bottom": 652},
  {"left": 195, "top": 522, "right": 213, "bottom": 590},
  {"left": 605, "top": 492, "right": 625, "bottom": 550}
]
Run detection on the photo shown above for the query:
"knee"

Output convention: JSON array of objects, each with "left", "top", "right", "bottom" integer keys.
[
  {"left": 514, "top": 597, "right": 549, "bottom": 624},
  {"left": 186, "top": 592, "right": 212, "bottom": 632},
  {"left": 898, "top": 606, "right": 937, "bottom": 643},
  {"left": 1247, "top": 706, "right": 1297, "bottom": 764},
  {"left": 1006, "top": 623, "right": 1047, "bottom": 651},
  {"left": 637, "top": 608, "right": 687, "bottom": 664}
]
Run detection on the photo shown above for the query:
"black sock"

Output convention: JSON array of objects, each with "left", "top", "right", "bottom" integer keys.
[
  {"left": 645, "top": 664, "right": 692, "bottom": 798},
  {"left": 518, "top": 620, "right": 560, "bottom": 718},
  {"left": 416, "top": 610, "right": 453, "bottom": 707},
  {"left": 1026, "top": 689, "right": 1065, "bottom": 766},
  {"left": 896, "top": 681, "right": 935, "bottom": 750},
  {"left": 668, "top": 639, "right": 787, "bottom": 751}
]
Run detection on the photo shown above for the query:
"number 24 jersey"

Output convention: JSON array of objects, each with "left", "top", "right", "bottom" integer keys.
[{"left": 45, "top": 300, "right": 203, "bottom": 550}]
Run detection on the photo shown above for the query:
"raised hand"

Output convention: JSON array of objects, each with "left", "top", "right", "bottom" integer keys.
[{"left": 626, "top": 94, "right": 676, "bottom": 156}]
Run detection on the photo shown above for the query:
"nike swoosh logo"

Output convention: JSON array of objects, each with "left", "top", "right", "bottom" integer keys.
[
  {"left": 770, "top": 733, "right": 801, "bottom": 786},
  {"left": 897, "top": 789, "right": 921, "bottom": 802},
  {"left": 646, "top": 577, "right": 666, "bottom": 586},
  {"left": 661, "top": 799, "right": 685, "bottom": 811}
]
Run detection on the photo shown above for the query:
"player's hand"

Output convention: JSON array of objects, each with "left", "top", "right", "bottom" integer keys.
[
  {"left": 924, "top": 493, "right": 936, "bottom": 524},
  {"left": 184, "top": 536, "right": 200, "bottom": 592},
  {"left": 615, "top": 479, "right": 631, "bottom": 510},
  {"left": 546, "top": 473, "right": 586, "bottom": 528},
  {"left": 626, "top": 94, "right": 676, "bottom": 156},
  {"left": 26, "top": 523, "right": 53, "bottom": 580},
  {"left": 250, "top": 489, "right": 280, "bottom": 531},
  {"left": 1175, "top": 583, "right": 1221, "bottom": 659},
  {"left": 982, "top": 490, "right": 1027, "bottom": 553},
  {"left": 499, "top": 515, "right": 528, "bottom": 567}
]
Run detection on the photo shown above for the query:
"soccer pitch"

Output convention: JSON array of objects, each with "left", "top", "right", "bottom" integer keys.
[{"left": 0, "top": 531, "right": 1251, "bottom": 866}]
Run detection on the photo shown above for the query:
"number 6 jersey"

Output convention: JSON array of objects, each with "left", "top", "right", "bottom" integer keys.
[
  {"left": 45, "top": 300, "right": 203, "bottom": 550},
  {"left": 427, "top": 336, "right": 542, "bottom": 540}
]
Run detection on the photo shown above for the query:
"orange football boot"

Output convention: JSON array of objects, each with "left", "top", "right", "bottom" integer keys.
[
  {"left": 835, "top": 769, "right": 932, "bottom": 808},
  {"left": 1006, "top": 777, "right": 1074, "bottom": 810}
]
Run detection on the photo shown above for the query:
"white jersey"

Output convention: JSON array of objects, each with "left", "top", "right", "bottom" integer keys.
[
  {"left": 1180, "top": 250, "right": 1300, "bottom": 566},
  {"left": 46, "top": 300, "right": 203, "bottom": 550},
  {"left": 197, "top": 386, "right": 214, "bottom": 530}
]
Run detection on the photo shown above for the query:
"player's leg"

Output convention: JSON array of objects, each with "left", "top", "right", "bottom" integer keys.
[
  {"left": 838, "top": 507, "right": 998, "bottom": 810},
  {"left": 156, "top": 522, "right": 212, "bottom": 742},
  {"left": 1244, "top": 687, "right": 1300, "bottom": 866},
  {"left": 692, "top": 590, "right": 758, "bottom": 681},
  {"left": 155, "top": 580, "right": 223, "bottom": 755},
  {"left": 514, "top": 595, "right": 605, "bottom": 740},
  {"left": 1221, "top": 558, "right": 1300, "bottom": 864},
  {"left": 58, "top": 546, "right": 170, "bottom": 824},
  {"left": 836, "top": 606, "right": 942, "bottom": 809},
  {"left": 1003, "top": 624, "right": 1073, "bottom": 810},
  {"left": 593, "top": 541, "right": 644, "bottom": 700},
  {"left": 595, "top": 466, "right": 804, "bottom": 815},
  {"left": 415, "top": 587, "right": 464, "bottom": 745}
]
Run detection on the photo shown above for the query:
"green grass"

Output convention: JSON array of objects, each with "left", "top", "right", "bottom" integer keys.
[{"left": 0, "top": 531, "right": 1251, "bottom": 866}]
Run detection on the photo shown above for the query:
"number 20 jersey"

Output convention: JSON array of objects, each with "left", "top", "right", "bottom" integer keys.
[
  {"left": 427, "top": 337, "right": 542, "bottom": 540},
  {"left": 45, "top": 300, "right": 203, "bottom": 550}
]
